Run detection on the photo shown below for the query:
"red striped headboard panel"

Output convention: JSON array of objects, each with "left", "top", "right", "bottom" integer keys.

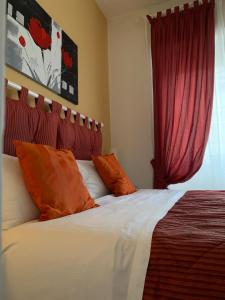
[{"left": 4, "top": 81, "right": 102, "bottom": 159}]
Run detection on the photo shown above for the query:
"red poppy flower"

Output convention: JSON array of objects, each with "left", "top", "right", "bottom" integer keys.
[
  {"left": 19, "top": 35, "right": 26, "bottom": 47},
  {"left": 28, "top": 17, "right": 52, "bottom": 50},
  {"left": 57, "top": 32, "right": 60, "bottom": 39},
  {"left": 62, "top": 49, "right": 73, "bottom": 69}
]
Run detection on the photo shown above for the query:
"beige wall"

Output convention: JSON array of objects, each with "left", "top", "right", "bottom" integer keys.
[
  {"left": 6, "top": 0, "right": 111, "bottom": 153},
  {"left": 108, "top": 0, "right": 194, "bottom": 188},
  {"left": 0, "top": 3, "right": 6, "bottom": 300}
]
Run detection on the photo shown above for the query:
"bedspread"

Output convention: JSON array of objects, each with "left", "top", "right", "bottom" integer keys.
[{"left": 143, "top": 191, "right": 225, "bottom": 299}]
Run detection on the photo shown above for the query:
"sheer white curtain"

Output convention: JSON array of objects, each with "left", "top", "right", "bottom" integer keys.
[{"left": 169, "top": 0, "right": 225, "bottom": 190}]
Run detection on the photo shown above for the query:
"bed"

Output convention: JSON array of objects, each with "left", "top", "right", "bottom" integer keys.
[
  {"left": 4, "top": 188, "right": 225, "bottom": 300},
  {"left": 3, "top": 83, "right": 225, "bottom": 299},
  {"left": 3, "top": 189, "right": 184, "bottom": 300}
]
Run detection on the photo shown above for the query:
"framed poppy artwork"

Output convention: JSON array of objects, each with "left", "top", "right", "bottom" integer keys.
[{"left": 6, "top": 0, "right": 78, "bottom": 104}]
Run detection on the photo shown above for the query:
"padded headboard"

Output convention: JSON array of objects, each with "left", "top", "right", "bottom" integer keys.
[{"left": 4, "top": 83, "right": 102, "bottom": 160}]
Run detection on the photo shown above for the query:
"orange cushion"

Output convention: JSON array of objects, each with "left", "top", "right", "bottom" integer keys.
[
  {"left": 14, "top": 141, "right": 97, "bottom": 221},
  {"left": 92, "top": 154, "right": 136, "bottom": 196}
]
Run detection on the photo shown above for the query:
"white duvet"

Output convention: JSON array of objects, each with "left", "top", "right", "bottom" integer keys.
[{"left": 2, "top": 189, "right": 184, "bottom": 300}]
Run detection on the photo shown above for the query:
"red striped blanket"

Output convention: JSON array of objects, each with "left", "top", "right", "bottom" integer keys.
[{"left": 143, "top": 191, "right": 225, "bottom": 299}]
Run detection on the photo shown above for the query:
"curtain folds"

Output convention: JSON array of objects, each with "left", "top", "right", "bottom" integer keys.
[
  {"left": 170, "top": 0, "right": 225, "bottom": 190},
  {"left": 148, "top": 0, "right": 215, "bottom": 189}
]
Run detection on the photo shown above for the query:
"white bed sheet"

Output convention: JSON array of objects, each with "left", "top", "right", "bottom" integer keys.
[{"left": 2, "top": 189, "right": 185, "bottom": 300}]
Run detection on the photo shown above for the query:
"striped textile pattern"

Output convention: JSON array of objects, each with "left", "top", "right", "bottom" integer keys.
[
  {"left": 72, "top": 114, "right": 93, "bottom": 160},
  {"left": 57, "top": 112, "right": 102, "bottom": 160},
  {"left": 91, "top": 121, "right": 102, "bottom": 157},
  {"left": 143, "top": 191, "right": 225, "bottom": 299},
  {"left": 4, "top": 87, "right": 102, "bottom": 159},
  {"left": 33, "top": 95, "right": 62, "bottom": 148},
  {"left": 4, "top": 86, "right": 39, "bottom": 156},
  {"left": 57, "top": 108, "right": 75, "bottom": 151}
]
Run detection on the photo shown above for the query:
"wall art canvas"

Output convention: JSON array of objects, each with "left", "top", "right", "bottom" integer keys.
[{"left": 6, "top": 0, "right": 78, "bottom": 104}]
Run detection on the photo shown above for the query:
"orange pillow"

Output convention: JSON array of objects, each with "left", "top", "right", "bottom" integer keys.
[
  {"left": 14, "top": 141, "right": 97, "bottom": 221},
  {"left": 92, "top": 154, "right": 136, "bottom": 196}
]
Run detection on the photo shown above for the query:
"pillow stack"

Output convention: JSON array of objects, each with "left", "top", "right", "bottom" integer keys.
[
  {"left": 92, "top": 153, "right": 136, "bottom": 196},
  {"left": 3, "top": 141, "right": 136, "bottom": 228},
  {"left": 14, "top": 141, "right": 97, "bottom": 221}
]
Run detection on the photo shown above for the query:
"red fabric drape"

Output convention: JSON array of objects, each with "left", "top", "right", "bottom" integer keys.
[
  {"left": 147, "top": 0, "right": 215, "bottom": 189},
  {"left": 73, "top": 114, "right": 92, "bottom": 160},
  {"left": 91, "top": 121, "right": 102, "bottom": 156},
  {"left": 33, "top": 95, "right": 62, "bottom": 147},
  {"left": 57, "top": 109, "right": 75, "bottom": 150},
  {"left": 57, "top": 112, "right": 102, "bottom": 160},
  {"left": 4, "top": 84, "right": 39, "bottom": 156},
  {"left": 4, "top": 79, "right": 102, "bottom": 159},
  {"left": 4, "top": 87, "right": 61, "bottom": 155}
]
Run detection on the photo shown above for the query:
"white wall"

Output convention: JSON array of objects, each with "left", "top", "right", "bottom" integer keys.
[
  {"left": 108, "top": 14, "right": 153, "bottom": 188},
  {"left": 108, "top": 0, "right": 196, "bottom": 188}
]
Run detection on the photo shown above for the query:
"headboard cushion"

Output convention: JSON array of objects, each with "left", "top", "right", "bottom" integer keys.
[
  {"left": 57, "top": 108, "right": 75, "bottom": 151},
  {"left": 91, "top": 121, "right": 102, "bottom": 157},
  {"left": 73, "top": 115, "right": 93, "bottom": 160},
  {"left": 4, "top": 85, "right": 39, "bottom": 156},
  {"left": 34, "top": 95, "right": 62, "bottom": 148},
  {"left": 4, "top": 81, "right": 102, "bottom": 159}
]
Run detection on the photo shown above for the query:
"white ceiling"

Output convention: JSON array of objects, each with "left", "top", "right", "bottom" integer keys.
[{"left": 95, "top": 0, "right": 168, "bottom": 18}]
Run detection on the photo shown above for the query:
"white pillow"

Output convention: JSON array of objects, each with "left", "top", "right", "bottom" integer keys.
[
  {"left": 3, "top": 154, "right": 39, "bottom": 230},
  {"left": 77, "top": 160, "right": 109, "bottom": 199}
]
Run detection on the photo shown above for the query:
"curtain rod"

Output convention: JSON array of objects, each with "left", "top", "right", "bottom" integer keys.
[
  {"left": 6, "top": 80, "right": 104, "bottom": 127},
  {"left": 147, "top": 0, "right": 211, "bottom": 21}
]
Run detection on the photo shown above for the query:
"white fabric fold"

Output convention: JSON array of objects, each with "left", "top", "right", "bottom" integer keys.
[{"left": 3, "top": 189, "right": 184, "bottom": 300}]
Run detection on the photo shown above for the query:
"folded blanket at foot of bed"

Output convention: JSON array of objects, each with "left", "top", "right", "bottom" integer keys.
[{"left": 143, "top": 191, "right": 225, "bottom": 300}]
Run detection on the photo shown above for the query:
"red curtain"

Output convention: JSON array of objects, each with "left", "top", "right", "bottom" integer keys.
[{"left": 147, "top": 0, "right": 215, "bottom": 189}]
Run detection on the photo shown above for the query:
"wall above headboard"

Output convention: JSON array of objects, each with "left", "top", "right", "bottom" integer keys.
[{"left": 5, "top": 0, "right": 111, "bottom": 153}]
